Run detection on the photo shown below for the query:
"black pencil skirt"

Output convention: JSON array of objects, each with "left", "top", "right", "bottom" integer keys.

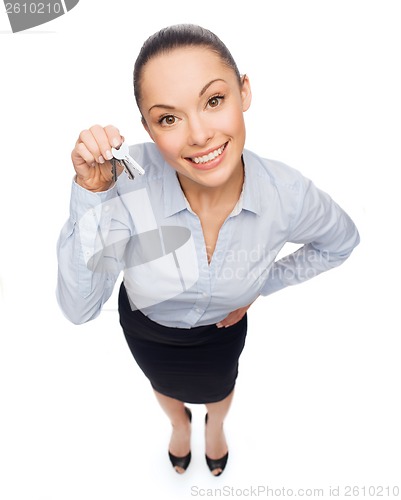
[{"left": 118, "top": 282, "right": 248, "bottom": 404}]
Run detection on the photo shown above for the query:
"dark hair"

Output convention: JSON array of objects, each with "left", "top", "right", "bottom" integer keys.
[{"left": 133, "top": 24, "right": 242, "bottom": 111}]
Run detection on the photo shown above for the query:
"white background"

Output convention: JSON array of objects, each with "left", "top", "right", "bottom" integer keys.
[{"left": 0, "top": 1, "right": 400, "bottom": 499}]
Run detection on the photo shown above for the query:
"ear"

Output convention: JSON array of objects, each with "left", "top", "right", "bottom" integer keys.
[
  {"left": 240, "top": 75, "right": 252, "bottom": 112},
  {"left": 142, "top": 116, "right": 154, "bottom": 141}
]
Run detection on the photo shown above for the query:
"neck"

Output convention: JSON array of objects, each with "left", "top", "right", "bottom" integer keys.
[{"left": 177, "top": 160, "right": 244, "bottom": 213}]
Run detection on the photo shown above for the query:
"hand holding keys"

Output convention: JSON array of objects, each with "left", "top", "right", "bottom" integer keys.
[
  {"left": 72, "top": 125, "right": 144, "bottom": 192},
  {"left": 111, "top": 142, "right": 145, "bottom": 181}
]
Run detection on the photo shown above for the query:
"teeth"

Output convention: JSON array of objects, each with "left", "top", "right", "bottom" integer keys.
[{"left": 192, "top": 144, "right": 225, "bottom": 164}]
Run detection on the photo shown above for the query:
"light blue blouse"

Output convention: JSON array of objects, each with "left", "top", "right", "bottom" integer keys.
[{"left": 56, "top": 142, "right": 360, "bottom": 328}]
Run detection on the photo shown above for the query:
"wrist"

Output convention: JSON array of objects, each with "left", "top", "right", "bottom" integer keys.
[{"left": 75, "top": 175, "right": 114, "bottom": 193}]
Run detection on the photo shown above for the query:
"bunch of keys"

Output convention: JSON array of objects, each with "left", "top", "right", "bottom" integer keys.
[{"left": 110, "top": 142, "right": 145, "bottom": 181}]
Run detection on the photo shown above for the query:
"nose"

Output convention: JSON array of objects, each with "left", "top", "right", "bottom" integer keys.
[{"left": 187, "top": 113, "right": 213, "bottom": 147}]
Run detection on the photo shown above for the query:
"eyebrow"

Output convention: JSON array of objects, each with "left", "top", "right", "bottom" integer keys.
[
  {"left": 199, "top": 78, "right": 226, "bottom": 97},
  {"left": 148, "top": 78, "right": 227, "bottom": 114}
]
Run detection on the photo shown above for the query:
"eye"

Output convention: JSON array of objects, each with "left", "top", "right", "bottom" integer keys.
[
  {"left": 159, "top": 115, "right": 177, "bottom": 126},
  {"left": 207, "top": 95, "right": 225, "bottom": 109}
]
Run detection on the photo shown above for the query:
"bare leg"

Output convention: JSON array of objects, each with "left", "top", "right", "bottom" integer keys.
[
  {"left": 204, "top": 389, "right": 234, "bottom": 475},
  {"left": 153, "top": 389, "right": 191, "bottom": 474}
]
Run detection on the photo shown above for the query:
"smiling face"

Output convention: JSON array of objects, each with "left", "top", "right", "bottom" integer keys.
[{"left": 139, "top": 46, "right": 252, "bottom": 190}]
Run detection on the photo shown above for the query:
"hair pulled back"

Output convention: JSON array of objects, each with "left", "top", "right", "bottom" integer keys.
[{"left": 133, "top": 24, "right": 242, "bottom": 110}]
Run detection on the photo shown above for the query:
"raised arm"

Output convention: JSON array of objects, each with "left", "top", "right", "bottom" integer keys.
[{"left": 56, "top": 125, "right": 130, "bottom": 324}]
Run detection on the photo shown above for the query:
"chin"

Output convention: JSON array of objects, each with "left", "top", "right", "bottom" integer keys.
[{"left": 194, "top": 165, "right": 238, "bottom": 188}]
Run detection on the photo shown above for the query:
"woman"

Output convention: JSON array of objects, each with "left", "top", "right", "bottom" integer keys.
[{"left": 56, "top": 24, "right": 360, "bottom": 476}]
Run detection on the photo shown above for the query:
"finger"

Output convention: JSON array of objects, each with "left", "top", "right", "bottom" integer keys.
[
  {"left": 216, "top": 306, "right": 249, "bottom": 328},
  {"left": 75, "top": 141, "right": 97, "bottom": 168},
  {"left": 89, "top": 124, "right": 114, "bottom": 163},
  {"left": 104, "top": 124, "right": 124, "bottom": 149},
  {"left": 78, "top": 128, "right": 106, "bottom": 164},
  {"left": 216, "top": 312, "right": 237, "bottom": 328}
]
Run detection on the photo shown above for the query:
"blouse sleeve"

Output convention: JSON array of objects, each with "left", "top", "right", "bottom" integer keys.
[
  {"left": 56, "top": 180, "right": 131, "bottom": 324},
  {"left": 259, "top": 175, "right": 360, "bottom": 296}
]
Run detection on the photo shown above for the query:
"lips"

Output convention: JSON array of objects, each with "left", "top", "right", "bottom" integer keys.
[{"left": 186, "top": 142, "right": 228, "bottom": 166}]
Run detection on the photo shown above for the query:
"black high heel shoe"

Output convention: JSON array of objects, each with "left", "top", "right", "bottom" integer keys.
[
  {"left": 168, "top": 406, "right": 192, "bottom": 473},
  {"left": 205, "top": 413, "right": 229, "bottom": 476}
]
